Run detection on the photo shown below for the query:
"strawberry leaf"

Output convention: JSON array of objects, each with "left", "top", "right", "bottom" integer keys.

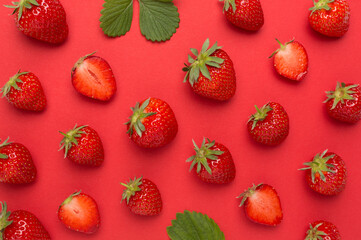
[
  {"left": 139, "top": 0, "right": 180, "bottom": 42},
  {"left": 167, "top": 210, "right": 225, "bottom": 240},
  {"left": 100, "top": 0, "right": 134, "bottom": 37}
]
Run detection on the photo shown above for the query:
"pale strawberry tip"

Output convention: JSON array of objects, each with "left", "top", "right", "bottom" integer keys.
[
  {"left": 59, "top": 124, "right": 87, "bottom": 158},
  {"left": 120, "top": 177, "right": 143, "bottom": 204}
]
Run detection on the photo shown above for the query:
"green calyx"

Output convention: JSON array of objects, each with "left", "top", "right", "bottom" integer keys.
[
  {"left": 237, "top": 183, "right": 263, "bottom": 207},
  {"left": 299, "top": 149, "right": 335, "bottom": 183},
  {"left": 71, "top": 52, "right": 96, "bottom": 78},
  {"left": 120, "top": 176, "right": 143, "bottom": 204},
  {"left": 324, "top": 82, "right": 358, "bottom": 110},
  {"left": 305, "top": 223, "right": 327, "bottom": 240},
  {"left": 269, "top": 38, "right": 294, "bottom": 58},
  {"left": 125, "top": 98, "right": 156, "bottom": 137},
  {"left": 248, "top": 104, "right": 273, "bottom": 130},
  {"left": 59, "top": 125, "right": 87, "bottom": 158},
  {"left": 0, "top": 202, "right": 13, "bottom": 239},
  {"left": 60, "top": 191, "right": 81, "bottom": 208},
  {"left": 309, "top": 0, "right": 335, "bottom": 16},
  {"left": 4, "top": 0, "right": 39, "bottom": 21},
  {"left": 0, "top": 137, "right": 12, "bottom": 159},
  {"left": 182, "top": 38, "right": 224, "bottom": 86},
  {"left": 220, "top": 0, "right": 236, "bottom": 13},
  {"left": 186, "top": 138, "right": 224, "bottom": 175},
  {"left": 1, "top": 70, "right": 28, "bottom": 98}
]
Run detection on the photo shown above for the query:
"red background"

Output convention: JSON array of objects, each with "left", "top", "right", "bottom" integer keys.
[{"left": 1, "top": 0, "right": 360, "bottom": 239}]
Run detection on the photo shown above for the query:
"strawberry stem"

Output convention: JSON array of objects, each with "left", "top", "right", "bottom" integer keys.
[
  {"left": 248, "top": 104, "right": 273, "bottom": 130},
  {"left": 324, "top": 82, "right": 358, "bottom": 110},
  {"left": 0, "top": 138, "right": 12, "bottom": 159},
  {"left": 1, "top": 71, "right": 29, "bottom": 97},
  {"left": 120, "top": 177, "right": 143, "bottom": 204},
  {"left": 0, "top": 202, "right": 13, "bottom": 238},
  {"left": 309, "top": 0, "right": 335, "bottom": 16},
  {"left": 59, "top": 125, "right": 87, "bottom": 158},
  {"left": 305, "top": 223, "right": 327, "bottom": 239},
  {"left": 60, "top": 191, "right": 81, "bottom": 208},
  {"left": 269, "top": 38, "right": 294, "bottom": 58},
  {"left": 4, "top": 0, "right": 39, "bottom": 21},
  {"left": 220, "top": 0, "right": 236, "bottom": 13},
  {"left": 71, "top": 52, "right": 97, "bottom": 78},
  {"left": 237, "top": 183, "right": 263, "bottom": 206}
]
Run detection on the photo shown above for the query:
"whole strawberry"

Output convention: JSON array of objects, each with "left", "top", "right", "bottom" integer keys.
[
  {"left": 59, "top": 125, "right": 104, "bottom": 167},
  {"left": 269, "top": 39, "right": 308, "bottom": 81},
  {"left": 1, "top": 71, "right": 46, "bottom": 111},
  {"left": 5, "top": 0, "right": 68, "bottom": 43},
  {"left": 0, "top": 202, "right": 50, "bottom": 239},
  {"left": 305, "top": 220, "right": 341, "bottom": 240},
  {"left": 183, "top": 39, "right": 236, "bottom": 101},
  {"left": 309, "top": 0, "right": 350, "bottom": 37},
  {"left": 0, "top": 137, "right": 36, "bottom": 184},
  {"left": 220, "top": 0, "right": 264, "bottom": 31},
  {"left": 71, "top": 52, "right": 116, "bottom": 101},
  {"left": 300, "top": 150, "right": 346, "bottom": 196},
  {"left": 237, "top": 183, "right": 283, "bottom": 226},
  {"left": 186, "top": 138, "right": 236, "bottom": 184},
  {"left": 324, "top": 82, "right": 361, "bottom": 123},
  {"left": 247, "top": 102, "right": 289, "bottom": 145},
  {"left": 121, "top": 177, "right": 162, "bottom": 216},
  {"left": 58, "top": 191, "right": 100, "bottom": 234},
  {"left": 125, "top": 98, "right": 178, "bottom": 148}
]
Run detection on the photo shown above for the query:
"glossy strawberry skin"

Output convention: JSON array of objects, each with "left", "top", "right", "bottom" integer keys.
[
  {"left": 65, "top": 126, "right": 104, "bottom": 167},
  {"left": 305, "top": 152, "right": 346, "bottom": 195},
  {"left": 13, "top": 0, "right": 68, "bottom": 43},
  {"left": 126, "top": 178, "right": 162, "bottom": 216},
  {"left": 4, "top": 210, "right": 50, "bottom": 240},
  {"left": 196, "top": 142, "right": 236, "bottom": 184},
  {"left": 247, "top": 102, "right": 289, "bottom": 145},
  {"left": 309, "top": 0, "right": 350, "bottom": 37},
  {"left": 3, "top": 72, "right": 46, "bottom": 111},
  {"left": 325, "top": 84, "right": 361, "bottom": 123},
  {"left": 190, "top": 49, "right": 236, "bottom": 101},
  {"left": 128, "top": 98, "right": 178, "bottom": 148},
  {"left": 224, "top": 0, "right": 264, "bottom": 31},
  {"left": 0, "top": 142, "right": 36, "bottom": 184}
]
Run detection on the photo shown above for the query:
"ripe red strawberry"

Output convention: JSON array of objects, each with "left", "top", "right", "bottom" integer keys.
[
  {"left": 0, "top": 202, "right": 50, "bottom": 239},
  {"left": 125, "top": 98, "right": 178, "bottom": 148},
  {"left": 58, "top": 191, "right": 100, "bottom": 234},
  {"left": 247, "top": 102, "right": 289, "bottom": 145},
  {"left": 1, "top": 71, "right": 46, "bottom": 111},
  {"left": 324, "top": 82, "right": 361, "bottom": 123},
  {"left": 220, "top": 0, "right": 264, "bottom": 31},
  {"left": 309, "top": 0, "right": 350, "bottom": 37},
  {"left": 186, "top": 138, "right": 236, "bottom": 184},
  {"left": 269, "top": 39, "right": 308, "bottom": 81},
  {"left": 305, "top": 220, "right": 341, "bottom": 240},
  {"left": 237, "top": 183, "right": 283, "bottom": 226},
  {"left": 0, "top": 137, "right": 36, "bottom": 184},
  {"left": 59, "top": 125, "right": 104, "bottom": 167},
  {"left": 71, "top": 52, "right": 116, "bottom": 101},
  {"left": 5, "top": 0, "right": 68, "bottom": 43},
  {"left": 183, "top": 39, "right": 236, "bottom": 101},
  {"left": 121, "top": 177, "right": 162, "bottom": 216},
  {"left": 300, "top": 150, "right": 346, "bottom": 196}
]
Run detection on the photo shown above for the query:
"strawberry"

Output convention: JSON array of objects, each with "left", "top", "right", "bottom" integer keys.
[
  {"left": 247, "top": 102, "right": 289, "bottom": 145},
  {"left": 183, "top": 39, "right": 236, "bottom": 101},
  {"left": 269, "top": 39, "right": 308, "bottom": 81},
  {"left": 237, "top": 183, "right": 283, "bottom": 226},
  {"left": 220, "top": 0, "right": 264, "bottom": 31},
  {"left": 125, "top": 98, "right": 178, "bottom": 148},
  {"left": 324, "top": 82, "right": 361, "bottom": 123},
  {"left": 186, "top": 138, "right": 236, "bottom": 184},
  {"left": 1, "top": 71, "right": 46, "bottom": 111},
  {"left": 0, "top": 202, "right": 50, "bottom": 239},
  {"left": 121, "top": 177, "right": 162, "bottom": 216},
  {"left": 71, "top": 52, "right": 116, "bottom": 101},
  {"left": 59, "top": 125, "right": 104, "bottom": 167},
  {"left": 309, "top": 0, "right": 350, "bottom": 37},
  {"left": 300, "top": 150, "right": 346, "bottom": 196},
  {"left": 5, "top": 0, "right": 68, "bottom": 43},
  {"left": 0, "top": 137, "right": 36, "bottom": 184},
  {"left": 58, "top": 191, "right": 100, "bottom": 234},
  {"left": 305, "top": 220, "right": 341, "bottom": 240}
]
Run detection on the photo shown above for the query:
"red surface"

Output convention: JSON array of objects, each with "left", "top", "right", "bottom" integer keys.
[{"left": 0, "top": 0, "right": 361, "bottom": 239}]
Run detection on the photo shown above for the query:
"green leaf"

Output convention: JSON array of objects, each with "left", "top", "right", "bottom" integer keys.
[
  {"left": 100, "top": 0, "right": 134, "bottom": 37},
  {"left": 167, "top": 210, "right": 225, "bottom": 240},
  {"left": 139, "top": 0, "right": 180, "bottom": 42}
]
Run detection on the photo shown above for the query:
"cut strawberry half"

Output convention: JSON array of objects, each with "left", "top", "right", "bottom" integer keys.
[{"left": 71, "top": 52, "right": 116, "bottom": 101}]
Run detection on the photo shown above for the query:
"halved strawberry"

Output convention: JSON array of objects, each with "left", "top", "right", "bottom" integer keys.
[
  {"left": 58, "top": 191, "right": 100, "bottom": 234},
  {"left": 71, "top": 52, "right": 116, "bottom": 101},
  {"left": 237, "top": 183, "right": 283, "bottom": 226}
]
